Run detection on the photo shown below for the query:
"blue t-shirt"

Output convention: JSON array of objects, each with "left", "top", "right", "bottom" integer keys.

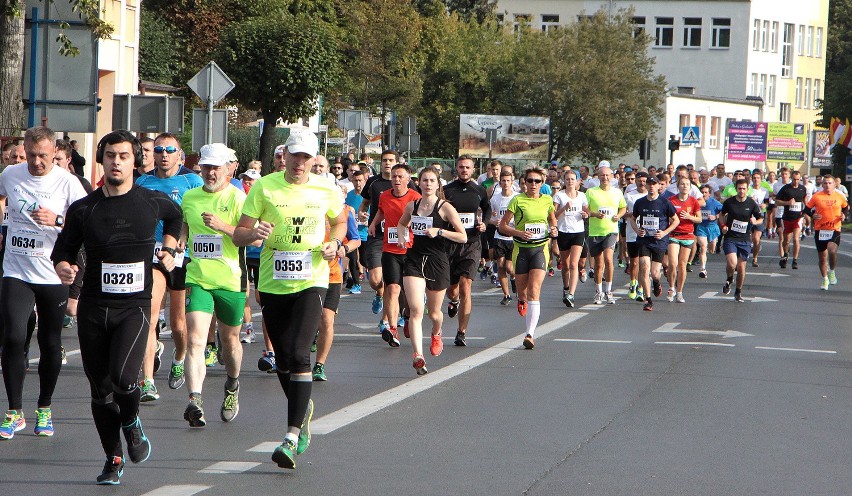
[
  {"left": 136, "top": 170, "right": 204, "bottom": 241},
  {"left": 699, "top": 197, "right": 723, "bottom": 226},
  {"left": 230, "top": 178, "right": 243, "bottom": 190},
  {"left": 345, "top": 189, "right": 368, "bottom": 241},
  {"left": 632, "top": 195, "right": 677, "bottom": 251},
  {"left": 540, "top": 183, "right": 553, "bottom": 196}
]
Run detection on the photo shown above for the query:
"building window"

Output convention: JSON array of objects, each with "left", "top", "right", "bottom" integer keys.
[
  {"left": 541, "top": 14, "right": 559, "bottom": 32},
  {"left": 695, "top": 115, "right": 706, "bottom": 148},
  {"left": 711, "top": 18, "right": 730, "bottom": 48},
  {"left": 782, "top": 23, "right": 794, "bottom": 77},
  {"left": 633, "top": 16, "right": 646, "bottom": 38},
  {"left": 655, "top": 17, "right": 674, "bottom": 47},
  {"left": 814, "top": 79, "right": 821, "bottom": 106},
  {"left": 752, "top": 19, "right": 760, "bottom": 51},
  {"left": 816, "top": 27, "right": 823, "bottom": 57},
  {"left": 779, "top": 103, "right": 791, "bottom": 123},
  {"left": 683, "top": 17, "right": 702, "bottom": 48},
  {"left": 771, "top": 21, "right": 779, "bottom": 52},
  {"left": 759, "top": 74, "right": 767, "bottom": 101},
  {"left": 768, "top": 75, "right": 776, "bottom": 106},
  {"left": 795, "top": 78, "right": 802, "bottom": 108},
  {"left": 513, "top": 14, "right": 531, "bottom": 33},
  {"left": 679, "top": 114, "right": 690, "bottom": 130},
  {"left": 804, "top": 79, "right": 811, "bottom": 109},
  {"left": 761, "top": 20, "right": 769, "bottom": 51},
  {"left": 797, "top": 25, "right": 805, "bottom": 55},
  {"left": 709, "top": 117, "right": 720, "bottom": 149},
  {"left": 750, "top": 73, "right": 758, "bottom": 96},
  {"left": 806, "top": 26, "right": 814, "bottom": 56}
]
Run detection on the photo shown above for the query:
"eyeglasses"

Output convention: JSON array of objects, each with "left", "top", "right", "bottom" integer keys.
[
  {"left": 525, "top": 178, "right": 543, "bottom": 184},
  {"left": 551, "top": 186, "right": 561, "bottom": 190},
  {"left": 154, "top": 146, "right": 178, "bottom": 154},
  {"left": 625, "top": 177, "right": 635, "bottom": 181}
]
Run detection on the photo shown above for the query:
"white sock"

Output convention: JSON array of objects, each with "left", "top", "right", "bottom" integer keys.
[
  {"left": 525, "top": 301, "right": 541, "bottom": 337},
  {"left": 605, "top": 281, "right": 612, "bottom": 293},
  {"left": 596, "top": 283, "right": 603, "bottom": 293},
  {"left": 159, "top": 309, "right": 166, "bottom": 321}
]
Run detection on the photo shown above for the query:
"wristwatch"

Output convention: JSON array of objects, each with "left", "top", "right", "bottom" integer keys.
[
  {"left": 161, "top": 246, "right": 177, "bottom": 257},
  {"left": 437, "top": 229, "right": 444, "bottom": 237},
  {"left": 55, "top": 215, "right": 64, "bottom": 227}
]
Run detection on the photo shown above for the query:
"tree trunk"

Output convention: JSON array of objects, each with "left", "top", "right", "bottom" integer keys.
[
  {"left": 0, "top": 7, "right": 25, "bottom": 135},
  {"left": 259, "top": 109, "right": 282, "bottom": 174}
]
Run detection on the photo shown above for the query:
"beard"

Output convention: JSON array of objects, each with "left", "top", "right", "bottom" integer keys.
[{"left": 105, "top": 175, "right": 125, "bottom": 187}]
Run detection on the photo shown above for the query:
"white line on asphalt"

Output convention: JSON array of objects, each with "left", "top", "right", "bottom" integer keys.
[
  {"left": 333, "top": 333, "right": 484, "bottom": 340},
  {"left": 28, "top": 349, "right": 81, "bottom": 366},
  {"left": 553, "top": 339, "right": 633, "bottom": 344},
  {"left": 140, "top": 486, "right": 211, "bottom": 496},
  {"left": 655, "top": 341, "right": 735, "bottom": 347},
  {"left": 800, "top": 244, "right": 852, "bottom": 258},
  {"left": 755, "top": 346, "right": 837, "bottom": 354},
  {"left": 198, "top": 461, "right": 261, "bottom": 474},
  {"left": 310, "top": 312, "right": 589, "bottom": 435},
  {"left": 246, "top": 442, "right": 280, "bottom": 453},
  {"left": 580, "top": 305, "right": 604, "bottom": 310}
]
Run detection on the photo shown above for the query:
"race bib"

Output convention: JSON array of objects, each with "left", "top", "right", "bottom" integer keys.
[
  {"left": 386, "top": 227, "right": 400, "bottom": 244},
  {"left": 598, "top": 207, "right": 614, "bottom": 218},
  {"left": 524, "top": 223, "right": 547, "bottom": 240},
  {"left": 153, "top": 242, "right": 185, "bottom": 267},
  {"left": 458, "top": 213, "right": 475, "bottom": 228},
  {"left": 410, "top": 216, "right": 433, "bottom": 236},
  {"left": 701, "top": 210, "right": 710, "bottom": 221},
  {"left": 788, "top": 202, "right": 802, "bottom": 212},
  {"left": 642, "top": 216, "right": 660, "bottom": 232},
  {"left": 192, "top": 234, "right": 224, "bottom": 259},
  {"left": 775, "top": 206, "right": 785, "bottom": 217},
  {"left": 1, "top": 210, "right": 7, "bottom": 227},
  {"left": 101, "top": 262, "right": 145, "bottom": 294},
  {"left": 731, "top": 219, "right": 748, "bottom": 233},
  {"left": 818, "top": 230, "right": 834, "bottom": 241},
  {"left": 8, "top": 225, "right": 46, "bottom": 257},
  {"left": 272, "top": 251, "right": 312, "bottom": 280}
]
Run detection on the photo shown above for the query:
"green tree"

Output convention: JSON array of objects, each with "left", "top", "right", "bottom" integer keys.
[
  {"left": 138, "top": 9, "right": 186, "bottom": 84},
  {"left": 823, "top": 0, "right": 852, "bottom": 180},
  {"left": 215, "top": 12, "right": 341, "bottom": 171}
]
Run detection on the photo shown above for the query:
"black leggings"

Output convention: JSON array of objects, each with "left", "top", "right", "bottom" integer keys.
[
  {"left": 348, "top": 244, "right": 362, "bottom": 282},
  {"left": 78, "top": 302, "right": 150, "bottom": 457},
  {"left": 1, "top": 278, "right": 68, "bottom": 410},
  {"left": 259, "top": 288, "right": 324, "bottom": 374}
]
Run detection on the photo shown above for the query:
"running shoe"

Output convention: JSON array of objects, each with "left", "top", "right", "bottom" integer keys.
[
  {"left": 490, "top": 273, "right": 499, "bottom": 286},
  {"left": 791, "top": 260, "right": 798, "bottom": 270},
  {"left": 652, "top": 279, "right": 662, "bottom": 297},
  {"left": 517, "top": 300, "right": 528, "bottom": 316},
  {"left": 312, "top": 362, "right": 327, "bottom": 382},
  {"left": 60, "top": 346, "right": 68, "bottom": 365},
  {"left": 722, "top": 280, "right": 732, "bottom": 295},
  {"left": 168, "top": 356, "right": 185, "bottom": 390},
  {"left": 310, "top": 335, "right": 317, "bottom": 353},
  {"left": 734, "top": 291, "right": 744, "bottom": 302},
  {"left": 643, "top": 298, "right": 654, "bottom": 311},
  {"left": 297, "top": 399, "right": 313, "bottom": 455},
  {"left": 579, "top": 270, "right": 587, "bottom": 283},
  {"left": 139, "top": 379, "right": 159, "bottom": 402},
  {"left": 371, "top": 295, "right": 383, "bottom": 314},
  {"left": 547, "top": 267, "right": 555, "bottom": 277},
  {"left": 383, "top": 327, "right": 400, "bottom": 347},
  {"left": 699, "top": 269, "right": 707, "bottom": 279},
  {"left": 606, "top": 292, "right": 616, "bottom": 304},
  {"left": 272, "top": 438, "right": 297, "bottom": 469},
  {"left": 593, "top": 292, "right": 604, "bottom": 305},
  {"left": 413, "top": 354, "right": 428, "bottom": 375},
  {"left": 676, "top": 293, "right": 686, "bottom": 303},
  {"left": 397, "top": 316, "right": 406, "bottom": 329},
  {"left": 829, "top": 270, "right": 838, "bottom": 285},
  {"left": 588, "top": 268, "right": 595, "bottom": 279},
  {"left": 240, "top": 325, "right": 255, "bottom": 344},
  {"left": 349, "top": 284, "right": 362, "bottom": 295},
  {"left": 617, "top": 259, "right": 625, "bottom": 268},
  {"left": 500, "top": 295, "right": 512, "bottom": 306},
  {"left": 96, "top": 456, "right": 124, "bottom": 485},
  {"left": 258, "top": 351, "right": 275, "bottom": 372},
  {"left": 62, "top": 315, "right": 74, "bottom": 328},
  {"left": 522, "top": 334, "right": 535, "bottom": 350},
  {"left": 156, "top": 317, "right": 167, "bottom": 336},
  {"left": 221, "top": 384, "right": 239, "bottom": 423},
  {"left": 447, "top": 299, "right": 460, "bottom": 318},
  {"left": 378, "top": 320, "right": 389, "bottom": 335},
  {"left": 751, "top": 259, "right": 759, "bottom": 268},
  {"left": 686, "top": 263, "right": 693, "bottom": 273},
  {"left": 33, "top": 407, "right": 53, "bottom": 437},
  {"left": 184, "top": 395, "right": 206, "bottom": 427},
  {"left": 479, "top": 268, "right": 488, "bottom": 280},
  {"left": 204, "top": 345, "right": 218, "bottom": 367},
  {"left": 510, "top": 278, "right": 517, "bottom": 293},
  {"left": 821, "top": 278, "right": 830, "bottom": 290},
  {"left": 779, "top": 256, "right": 788, "bottom": 269},
  {"left": 635, "top": 290, "right": 645, "bottom": 303},
  {"left": 454, "top": 330, "right": 466, "bottom": 347},
  {"left": 627, "top": 282, "right": 638, "bottom": 300},
  {"left": 403, "top": 318, "right": 410, "bottom": 339},
  {"left": 153, "top": 340, "right": 165, "bottom": 374},
  {"left": 667, "top": 288, "right": 675, "bottom": 302},
  {"left": 562, "top": 291, "right": 571, "bottom": 307},
  {"left": 430, "top": 332, "right": 443, "bottom": 356},
  {"left": 566, "top": 293, "right": 575, "bottom": 308},
  {"left": 122, "top": 416, "right": 151, "bottom": 463}
]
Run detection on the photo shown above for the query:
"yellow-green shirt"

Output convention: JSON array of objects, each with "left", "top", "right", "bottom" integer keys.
[
  {"left": 506, "top": 194, "right": 554, "bottom": 247},
  {"left": 586, "top": 187, "right": 626, "bottom": 236},
  {"left": 183, "top": 186, "right": 246, "bottom": 292},
  {"left": 242, "top": 173, "right": 343, "bottom": 294}
]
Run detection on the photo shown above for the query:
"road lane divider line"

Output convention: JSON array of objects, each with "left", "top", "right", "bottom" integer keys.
[
  {"left": 655, "top": 341, "right": 735, "bottom": 347},
  {"left": 755, "top": 346, "right": 837, "bottom": 354},
  {"left": 246, "top": 442, "right": 280, "bottom": 453},
  {"left": 311, "top": 312, "right": 589, "bottom": 435},
  {"left": 140, "top": 485, "right": 211, "bottom": 496},
  {"left": 198, "top": 461, "right": 262, "bottom": 474},
  {"left": 554, "top": 339, "right": 632, "bottom": 344}
]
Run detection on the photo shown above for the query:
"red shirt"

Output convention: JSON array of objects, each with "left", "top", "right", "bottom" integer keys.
[
  {"left": 669, "top": 195, "right": 701, "bottom": 239},
  {"left": 378, "top": 188, "right": 421, "bottom": 254}
]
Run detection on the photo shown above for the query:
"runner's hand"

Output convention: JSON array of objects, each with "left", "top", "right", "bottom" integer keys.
[
  {"left": 477, "top": 221, "right": 486, "bottom": 232},
  {"left": 30, "top": 207, "right": 58, "bottom": 226},
  {"left": 156, "top": 250, "right": 175, "bottom": 272},
  {"left": 55, "top": 263, "right": 78, "bottom": 285},
  {"left": 255, "top": 221, "right": 273, "bottom": 241},
  {"left": 321, "top": 241, "right": 337, "bottom": 260},
  {"left": 201, "top": 212, "right": 224, "bottom": 232}
]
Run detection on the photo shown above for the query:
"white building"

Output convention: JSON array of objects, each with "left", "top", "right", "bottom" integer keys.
[{"left": 496, "top": 0, "right": 828, "bottom": 172}]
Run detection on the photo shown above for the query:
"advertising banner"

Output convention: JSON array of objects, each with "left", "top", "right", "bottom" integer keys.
[
  {"left": 726, "top": 121, "right": 767, "bottom": 161},
  {"left": 766, "top": 123, "right": 807, "bottom": 161},
  {"left": 811, "top": 129, "right": 831, "bottom": 169},
  {"left": 459, "top": 114, "right": 550, "bottom": 160}
]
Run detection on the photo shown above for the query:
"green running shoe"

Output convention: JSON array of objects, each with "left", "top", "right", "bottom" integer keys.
[
  {"left": 297, "top": 399, "right": 313, "bottom": 455},
  {"left": 272, "top": 438, "right": 297, "bottom": 469},
  {"left": 312, "top": 363, "right": 326, "bottom": 382},
  {"left": 139, "top": 380, "right": 159, "bottom": 402},
  {"left": 204, "top": 345, "right": 218, "bottom": 367},
  {"left": 220, "top": 385, "right": 239, "bottom": 423},
  {"left": 168, "top": 356, "right": 185, "bottom": 390}
]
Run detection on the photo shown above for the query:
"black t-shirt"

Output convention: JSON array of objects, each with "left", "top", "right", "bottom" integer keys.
[
  {"left": 51, "top": 185, "right": 183, "bottom": 307},
  {"left": 721, "top": 196, "right": 763, "bottom": 241},
  {"left": 775, "top": 184, "right": 808, "bottom": 221},
  {"left": 443, "top": 179, "right": 491, "bottom": 237}
]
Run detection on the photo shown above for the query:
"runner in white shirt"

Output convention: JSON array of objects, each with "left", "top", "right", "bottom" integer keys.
[
  {"left": 488, "top": 171, "right": 519, "bottom": 305},
  {"left": 771, "top": 167, "right": 791, "bottom": 240},
  {"left": 749, "top": 170, "right": 771, "bottom": 267},
  {"left": 553, "top": 173, "right": 589, "bottom": 308},
  {"left": 707, "top": 164, "right": 732, "bottom": 200}
]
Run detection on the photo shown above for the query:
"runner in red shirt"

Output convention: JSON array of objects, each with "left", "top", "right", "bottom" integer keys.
[{"left": 667, "top": 177, "right": 702, "bottom": 302}]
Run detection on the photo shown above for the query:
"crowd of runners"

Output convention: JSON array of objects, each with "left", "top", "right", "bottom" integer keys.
[{"left": 0, "top": 127, "right": 847, "bottom": 483}]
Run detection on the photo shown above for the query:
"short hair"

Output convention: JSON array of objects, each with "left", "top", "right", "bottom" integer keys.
[
  {"left": 522, "top": 167, "right": 546, "bottom": 181},
  {"left": 700, "top": 184, "right": 713, "bottom": 193},
  {"left": 778, "top": 167, "right": 789, "bottom": 174},
  {"left": 341, "top": 157, "right": 353, "bottom": 169},
  {"left": 456, "top": 154, "right": 475, "bottom": 165},
  {"left": 154, "top": 132, "right": 180, "bottom": 145},
  {"left": 489, "top": 159, "right": 502, "bottom": 168},
  {"left": 2, "top": 142, "right": 16, "bottom": 153},
  {"left": 24, "top": 126, "right": 56, "bottom": 145},
  {"left": 391, "top": 163, "right": 411, "bottom": 175},
  {"left": 54, "top": 139, "right": 72, "bottom": 155},
  {"left": 499, "top": 171, "right": 514, "bottom": 179},
  {"left": 359, "top": 152, "right": 371, "bottom": 160},
  {"left": 735, "top": 178, "right": 749, "bottom": 187},
  {"left": 140, "top": 137, "right": 154, "bottom": 145},
  {"left": 791, "top": 170, "right": 801, "bottom": 176},
  {"left": 380, "top": 149, "right": 400, "bottom": 161},
  {"left": 823, "top": 174, "right": 835, "bottom": 182}
]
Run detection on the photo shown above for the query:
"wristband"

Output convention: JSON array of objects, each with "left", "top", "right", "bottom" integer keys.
[
  {"left": 161, "top": 246, "right": 177, "bottom": 257},
  {"left": 332, "top": 238, "right": 343, "bottom": 249}
]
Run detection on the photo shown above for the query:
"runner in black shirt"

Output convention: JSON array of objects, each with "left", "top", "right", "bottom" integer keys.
[
  {"left": 774, "top": 170, "right": 808, "bottom": 269},
  {"left": 51, "top": 131, "right": 182, "bottom": 485},
  {"left": 718, "top": 179, "right": 763, "bottom": 302}
]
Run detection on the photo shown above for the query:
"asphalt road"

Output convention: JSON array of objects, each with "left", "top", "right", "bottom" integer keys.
[{"left": 1, "top": 237, "right": 851, "bottom": 496}]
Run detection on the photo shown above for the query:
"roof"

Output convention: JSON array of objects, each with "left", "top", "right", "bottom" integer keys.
[{"left": 139, "top": 80, "right": 181, "bottom": 94}]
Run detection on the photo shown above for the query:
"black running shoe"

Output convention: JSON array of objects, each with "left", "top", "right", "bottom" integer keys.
[
  {"left": 96, "top": 456, "right": 124, "bottom": 485},
  {"left": 184, "top": 396, "right": 206, "bottom": 428},
  {"left": 454, "top": 330, "right": 466, "bottom": 347},
  {"left": 643, "top": 299, "right": 653, "bottom": 311},
  {"left": 791, "top": 260, "right": 798, "bottom": 270},
  {"left": 734, "top": 291, "right": 744, "bottom": 302},
  {"left": 722, "top": 281, "right": 732, "bottom": 295},
  {"left": 122, "top": 417, "right": 151, "bottom": 463},
  {"left": 652, "top": 278, "right": 662, "bottom": 297},
  {"left": 779, "top": 256, "right": 787, "bottom": 269},
  {"left": 447, "top": 300, "right": 460, "bottom": 318}
]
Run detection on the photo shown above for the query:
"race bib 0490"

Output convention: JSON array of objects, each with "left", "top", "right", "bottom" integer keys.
[
  {"left": 272, "top": 251, "right": 312, "bottom": 280},
  {"left": 101, "top": 262, "right": 145, "bottom": 294}
]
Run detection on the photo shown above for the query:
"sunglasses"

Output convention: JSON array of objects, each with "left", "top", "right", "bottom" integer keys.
[
  {"left": 525, "top": 178, "right": 543, "bottom": 184},
  {"left": 154, "top": 146, "right": 179, "bottom": 154}
]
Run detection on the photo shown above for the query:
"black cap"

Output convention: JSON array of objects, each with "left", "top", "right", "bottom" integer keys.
[
  {"left": 635, "top": 171, "right": 649, "bottom": 179},
  {"left": 646, "top": 176, "right": 660, "bottom": 185}
]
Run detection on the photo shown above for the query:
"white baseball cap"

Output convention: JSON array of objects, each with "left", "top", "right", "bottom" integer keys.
[
  {"left": 240, "top": 169, "right": 261, "bottom": 180},
  {"left": 274, "top": 144, "right": 286, "bottom": 156},
  {"left": 284, "top": 131, "right": 319, "bottom": 157},
  {"left": 198, "top": 143, "right": 232, "bottom": 167},
  {"left": 597, "top": 160, "right": 611, "bottom": 170}
]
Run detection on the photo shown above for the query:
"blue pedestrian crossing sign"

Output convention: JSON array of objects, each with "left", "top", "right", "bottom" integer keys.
[{"left": 682, "top": 126, "right": 700, "bottom": 145}]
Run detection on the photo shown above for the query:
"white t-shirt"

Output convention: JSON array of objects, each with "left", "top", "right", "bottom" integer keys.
[
  {"left": 476, "top": 173, "right": 489, "bottom": 185},
  {"left": 0, "top": 163, "right": 87, "bottom": 284},
  {"left": 623, "top": 189, "right": 648, "bottom": 243},
  {"left": 707, "top": 175, "right": 731, "bottom": 193},
  {"left": 338, "top": 177, "right": 355, "bottom": 193},
  {"left": 489, "top": 190, "right": 519, "bottom": 241},
  {"left": 553, "top": 190, "right": 588, "bottom": 234}
]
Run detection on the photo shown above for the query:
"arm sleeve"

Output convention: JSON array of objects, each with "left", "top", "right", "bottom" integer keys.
[{"left": 50, "top": 201, "right": 86, "bottom": 266}]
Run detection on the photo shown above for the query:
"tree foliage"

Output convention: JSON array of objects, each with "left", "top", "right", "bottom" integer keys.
[
  {"left": 138, "top": 8, "right": 186, "bottom": 84},
  {"left": 823, "top": 0, "right": 852, "bottom": 174}
]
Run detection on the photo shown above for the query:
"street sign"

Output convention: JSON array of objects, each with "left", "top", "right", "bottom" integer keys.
[
  {"left": 191, "top": 108, "right": 228, "bottom": 151},
  {"left": 351, "top": 132, "right": 369, "bottom": 150},
  {"left": 398, "top": 134, "right": 420, "bottom": 153},
  {"left": 337, "top": 110, "right": 369, "bottom": 131},
  {"left": 112, "top": 95, "right": 184, "bottom": 134},
  {"left": 682, "top": 126, "right": 700, "bottom": 145},
  {"left": 187, "top": 61, "right": 235, "bottom": 104}
]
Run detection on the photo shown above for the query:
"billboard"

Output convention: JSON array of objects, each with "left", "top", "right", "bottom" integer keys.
[
  {"left": 459, "top": 114, "right": 550, "bottom": 160},
  {"left": 726, "top": 121, "right": 767, "bottom": 161},
  {"left": 811, "top": 129, "right": 831, "bottom": 169},
  {"left": 766, "top": 123, "right": 807, "bottom": 161}
]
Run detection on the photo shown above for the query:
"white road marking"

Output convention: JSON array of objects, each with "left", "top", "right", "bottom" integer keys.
[
  {"left": 755, "top": 346, "right": 837, "bottom": 354},
  {"left": 748, "top": 272, "right": 789, "bottom": 277},
  {"left": 311, "top": 312, "right": 589, "bottom": 435},
  {"left": 333, "top": 333, "right": 484, "bottom": 340},
  {"left": 198, "top": 461, "right": 261, "bottom": 474},
  {"left": 580, "top": 304, "right": 604, "bottom": 310},
  {"left": 655, "top": 341, "right": 735, "bottom": 347},
  {"left": 698, "top": 291, "right": 777, "bottom": 303},
  {"left": 554, "top": 339, "right": 632, "bottom": 344},
  {"left": 652, "top": 322, "right": 753, "bottom": 338},
  {"left": 140, "top": 486, "right": 211, "bottom": 496},
  {"left": 247, "top": 442, "right": 280, "bottom": 453}
]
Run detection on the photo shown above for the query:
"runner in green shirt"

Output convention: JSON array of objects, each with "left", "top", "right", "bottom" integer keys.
[{"left": 584, "top": 163, "right": 627, "bottom": 304}]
